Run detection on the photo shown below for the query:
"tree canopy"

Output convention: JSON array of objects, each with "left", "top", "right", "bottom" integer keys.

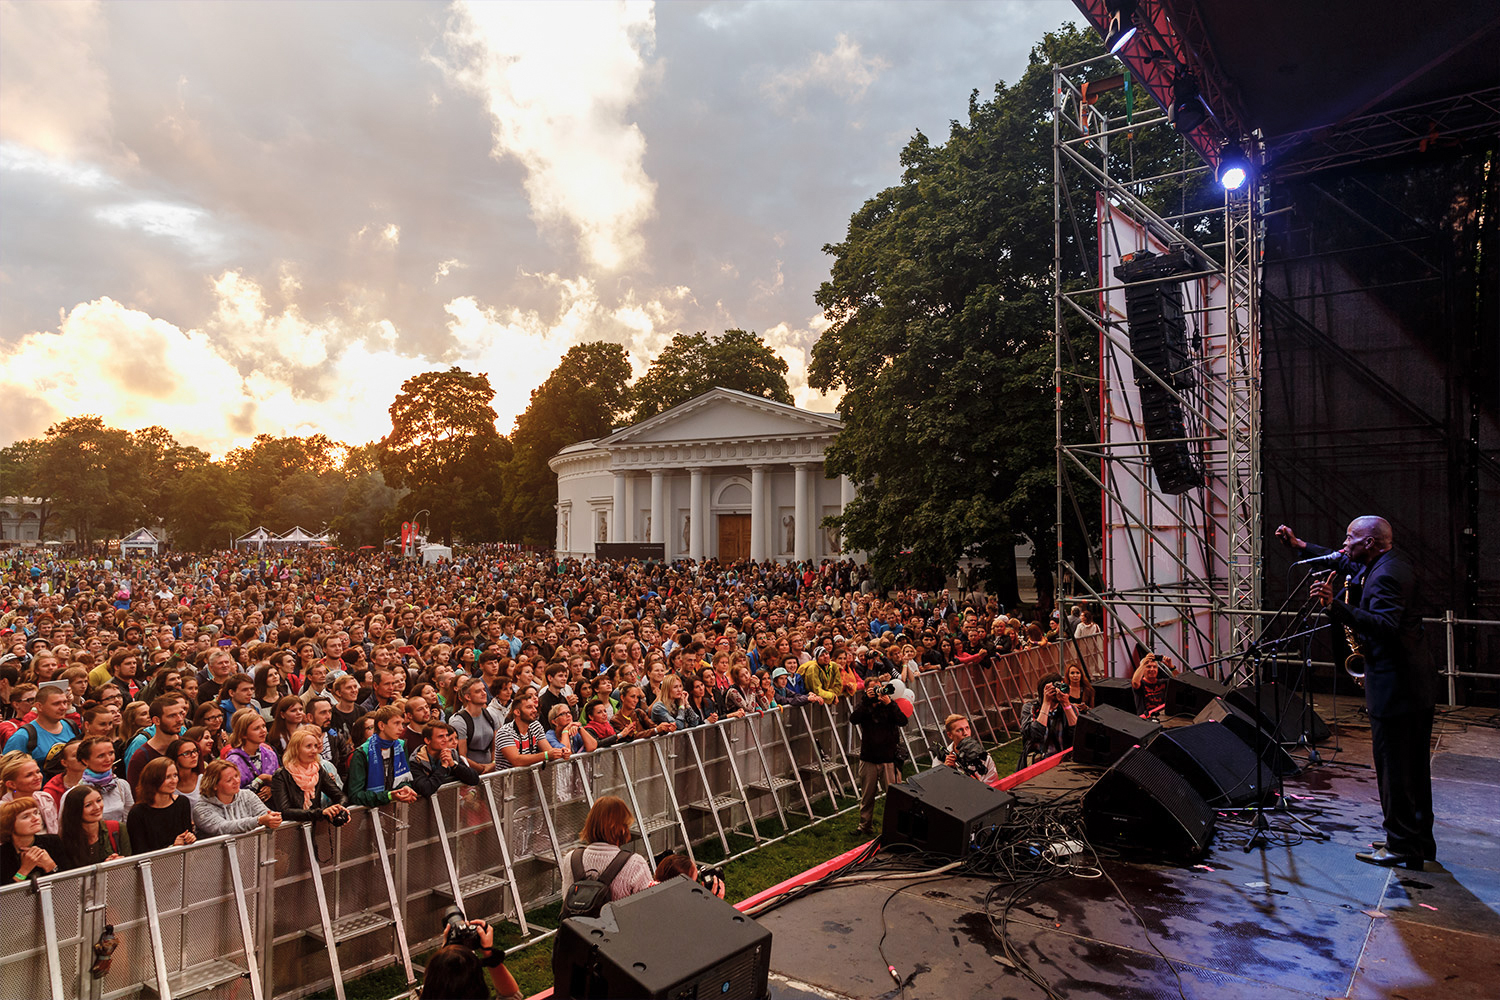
[
  {"left": 810, "top": 26, "right": 1109, "bottom": 602},
  {"left": 631, "top": 329, "right": 792, "bottom": 423}
]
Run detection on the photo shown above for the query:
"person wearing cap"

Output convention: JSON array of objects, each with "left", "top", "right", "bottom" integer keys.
[{"left": 799, "top": 645, "right": 842, "bottom": 703}]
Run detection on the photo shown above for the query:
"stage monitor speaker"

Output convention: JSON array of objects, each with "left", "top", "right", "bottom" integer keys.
[
  {"left": 1071, "top": 704, "right": 1163, "bottom": 766},
  {"left": 553, "top": 877, "right": 772, "bottom": 1000},
  {"left": 1146, "top": 721, "right": 1272, "bottom": 806},
  {"left": 881, "top": 764, "right": 1015, "bottom": 858},
  {"left": 1194, "top": 697, "right": 1300, "bottom": 777},
  {"left": 1092, "top": 677, "right": 1136, "bottom": 713},
  {"left": 1166, "top": 672, "right": 1229, "bottom": 717},
  {"left": 1139, "top": 386, "right": 1205, "bottom": 494},
  {"left": 1083, "top": 747, "right": 1215, "bottom": 860},
  {"left": 1227, "top": 681, "right": 1331, "bottom": 745}
]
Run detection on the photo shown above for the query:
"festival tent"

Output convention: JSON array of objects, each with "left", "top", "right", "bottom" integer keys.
[
  {"left": 276, "top": 525, "right": 331, "bottom": 546},
  {"left": 234, "top": 526, "right": 277, "bottom": 551},
  {"left": 119, "top": 527, "right": 162, "bottom": 556}
]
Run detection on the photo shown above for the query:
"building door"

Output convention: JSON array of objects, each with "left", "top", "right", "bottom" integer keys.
[{"left": 717, "top": 514, "right": 750, "bottom": 562}]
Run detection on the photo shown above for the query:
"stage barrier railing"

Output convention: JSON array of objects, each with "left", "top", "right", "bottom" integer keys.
[{"left": 0, "top": 639, "right": 1104, "bottom": 1000}]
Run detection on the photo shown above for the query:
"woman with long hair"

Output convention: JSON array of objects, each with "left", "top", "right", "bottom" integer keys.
[
  {"left": 264, "top": 695, "right": 306, "bottom": 759},
  {"left": 125, "top": 758, "right": 195, "bottom": 853},
  {"left": 251, "top": 662, "right": 288, "bottom": 718},
  {"left": 270, "top": 729, "right": 347, "bottom": 825},
  {"left": 76, "top": 735, "right": 132, "bottom": 820},
  {"left": 58, "top": 785, "right": 129, "bottom": 868},
  {"left": 1, "top": 755, "right": 58, "bottom": 833},
  {"left": 193, "top": 702, "right": 228, "bottom": 760},
  {"left": 167, "top": 738, "right": 205, "bottom": 804},
  {"left": 1064, "top": 661, "right": 1096, "bottom": 710},
  {"left": 225, "top": 713, "right": 279, "bottom": 802}
]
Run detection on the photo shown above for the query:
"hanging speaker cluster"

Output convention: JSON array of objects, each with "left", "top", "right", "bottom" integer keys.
[{"left": 1113, "top": 249, "right": 1204, "bottom": 495}]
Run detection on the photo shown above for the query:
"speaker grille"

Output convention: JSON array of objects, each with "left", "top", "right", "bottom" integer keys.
[
  {"left": 1083, "top": 747, "right": 1215, "bottom": 860},
  {"left": 1146, "top": 722, "right": 1271, "bottom": 806}
]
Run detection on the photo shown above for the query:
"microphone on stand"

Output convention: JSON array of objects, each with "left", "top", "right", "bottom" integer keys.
[{"left": 1291, "top": 552, "right": 1344, "bottom": 569}]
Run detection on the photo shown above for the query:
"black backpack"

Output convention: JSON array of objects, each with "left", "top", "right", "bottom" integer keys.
[{"left": 560, "top": 848, "right": 632, "bottom": 920}]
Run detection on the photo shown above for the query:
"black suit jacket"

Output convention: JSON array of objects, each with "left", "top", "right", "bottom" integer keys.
[{"left": 1305, "top": 544, "right": 1434, "bottom": 718}]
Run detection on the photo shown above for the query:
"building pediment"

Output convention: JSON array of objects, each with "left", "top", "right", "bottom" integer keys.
[{"left": 602, "top": 388, "right": 841, "bottom": 449}]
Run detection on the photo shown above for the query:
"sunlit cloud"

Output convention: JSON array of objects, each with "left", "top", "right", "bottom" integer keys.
[
  {"left": 0, "top": 141, "right": 112, "bottom": 189},
  {"left": 436, "top": 0, "right": 658, "bottom": 271},
  {"left": 0, "top": 0, "right": 112, "bottom": 160},
  {"left": 95, "top": 200, "right": 225, "bottom": 259},
  {"left": 762, "top": 312, "right": 838, "bottom": 413},
  {"left": 434, "top": 258, "right": 464, "bottom": 283},
  {"left": 763, "top": 33, "right": 889, "bottom": 112}
]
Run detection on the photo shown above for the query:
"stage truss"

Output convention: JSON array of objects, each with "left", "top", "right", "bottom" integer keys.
[{"left": 1052, "top": 54, "right": 1262, "bottom": 678}]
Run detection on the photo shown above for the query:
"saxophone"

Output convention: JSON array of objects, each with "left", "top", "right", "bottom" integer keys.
[{"left": 1339, "top": 576, "right": 1367, "bottom": 681}]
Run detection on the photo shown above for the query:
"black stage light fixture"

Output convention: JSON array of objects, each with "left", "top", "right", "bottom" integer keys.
[
  {"left": 1168, "top": 73, "right": 1207, "bottom": 134},
  {"left": 1103, "top": 0, "right": 1139, "bottom": 54},
  {"left": 1216, "top": 141, "right": 1251, "bottom": 191}
]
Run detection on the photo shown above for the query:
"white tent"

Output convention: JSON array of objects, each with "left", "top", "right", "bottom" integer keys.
[
  {"left": 276, "top": 525, "right": 330, "bottom": 546},
  {"left": 420, "top": 544, "right": 452, "bottom": 565},
  {"left": 120, "top": 527, "right": 161, "bottom": 556},
  {"left": 235, "top": 526, "right": 277, "bottom": 550}
]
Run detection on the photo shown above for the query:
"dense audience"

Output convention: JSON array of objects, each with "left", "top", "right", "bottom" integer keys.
[{"left": 0, "top": 544, "right": 1096, "bottom": 885}]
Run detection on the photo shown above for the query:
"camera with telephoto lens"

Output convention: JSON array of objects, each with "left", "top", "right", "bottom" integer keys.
[
  {"left": 442, "top": 906, "right": 481, "bottom": 949},
  {"left": 952, "top": 736, "right": 990, "bottom": 779},
  {"left": 868, "top": 681, "right": 896, "bottom": 696}
]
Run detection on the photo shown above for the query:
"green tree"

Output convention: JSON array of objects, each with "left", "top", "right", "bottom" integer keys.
[
  {"left": 502, "top": 342, "right": 633, "bottom": 544},
  {"left": 811, "top": 26, "right": 1135, "bottom": 603},
  {"left": 224, "top": 433, "right": 343, "bottom": 525},
  {"left": 631, "top": 329, "right": 792, "bottom": 422},
  {"left": 29, "top": 416, "right": 132, "bottom": 547},
  {"left": 377, "top": 367, "right": 509, "bottom": 545},
  {"left": 167, "top": 464, "right": 251, "bottom": 550},
  {"left": 329, "top": 471, "right": 404, "bottom": 549},
  {"left": 0, "top": 439, "right": 54, "bottom": 540}
]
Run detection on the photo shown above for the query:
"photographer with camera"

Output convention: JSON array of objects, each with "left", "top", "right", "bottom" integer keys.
[
  {"left": 850, "top": 676, "right": 909, "bottom": 835},
  {"left": 418, "top": 909, "right": 521, "bottom": 1000},
  {"left": 652, "top": 851, "right": 726, "bottom": 898},
  {"left": 942, "top": 715, "right": 998, "bottom": 783},
  {"left": 1021, "top": 672, "right": 1079, "bottom": 762}
]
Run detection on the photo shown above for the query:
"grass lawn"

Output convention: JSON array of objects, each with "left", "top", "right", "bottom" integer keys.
[{"left": 312, "top": 738, "right": 1022, "bottom": 999}]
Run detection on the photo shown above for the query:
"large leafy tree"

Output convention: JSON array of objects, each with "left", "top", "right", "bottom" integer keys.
[
  {"left": 631, "top": 329, "right": 792, "bottom": 422},
  {"left": 167, "top": 464, "right": 251, "bottom": 550},
  {"left": 502, "top": 342, "right": 633, "bottom": 543},
  {"left": 810, "top": 26, "right": 1115, "bottom": 604},
  {"left": 378, "top": 367, "right": 509, "bottom": 545},
  {"left": 224, "top": 433, "right": 344, "bottom": 528},
  {"left": 0, "top": 439, "right": 54, "bottom": 539},
  {"left": 27, "top": 416, "right": 133, "bottom": 546}
]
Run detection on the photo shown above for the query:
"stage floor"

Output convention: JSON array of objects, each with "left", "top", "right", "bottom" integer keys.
[{"left": 758, "top": 697, "right": 1500, "bottom": 999}]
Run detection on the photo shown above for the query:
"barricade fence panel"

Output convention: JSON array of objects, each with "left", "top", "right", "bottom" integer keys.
[{"left": 0, "top": 654, "right": 1039, "bottom": 1000}]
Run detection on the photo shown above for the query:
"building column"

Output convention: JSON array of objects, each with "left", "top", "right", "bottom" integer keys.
[
  {"left": 611, "top": 470, "right": 626, "bottom": 542},
  {"left": 749, "top": 465, "right": 768, "bottom": 563},
  {"left": 650, "top": 470, "right": 665, "bottom": 545},
  {"left": 689, "top": 467, "right": 706, "bottom": 562},
  {"left": 793, "top": 463, "right": 811, "bottom": 562},
  {"left": 840, "top": 473, "right": 855, "bottom": 509}
]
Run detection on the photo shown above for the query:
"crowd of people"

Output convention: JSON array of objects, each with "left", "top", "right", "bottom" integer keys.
[{"left": 0, "top": 545, "right": 1100, "bottom": 886}]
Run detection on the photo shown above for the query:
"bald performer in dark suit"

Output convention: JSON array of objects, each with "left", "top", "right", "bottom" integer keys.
[{"left": 1279, "top": 516, "right": 1436, "bottom": 869}]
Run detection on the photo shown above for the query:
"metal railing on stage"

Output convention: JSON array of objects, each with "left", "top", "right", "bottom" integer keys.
[{"left": 0, "top": 636, "right": 1104, "bottom": 1000}]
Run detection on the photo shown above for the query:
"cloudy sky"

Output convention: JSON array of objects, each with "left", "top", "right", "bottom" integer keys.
[{"left": 0, "top": 0, "right": 1075, "bottom": 456}]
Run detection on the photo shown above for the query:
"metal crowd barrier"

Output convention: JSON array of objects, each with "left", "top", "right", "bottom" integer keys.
[{"left": 0, "top": 639, "right": 1103, "bottom": 1000}]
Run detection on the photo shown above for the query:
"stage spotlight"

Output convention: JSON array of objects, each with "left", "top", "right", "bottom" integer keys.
[
  {"left": 1217, "top": 143, "right": 1251, "bottom": 191},
  {"left": 1169, "top": 74, "right": 1207, "bottom": 134},
  {"left": 1103, "top": 0, "right": 1139, "bottom": 54}
]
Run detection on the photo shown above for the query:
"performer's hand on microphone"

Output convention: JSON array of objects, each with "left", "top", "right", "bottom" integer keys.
[
  {"left": 1310, "top": 570, "right": 1336, "bottom": 608},
  {"left": 1275, "top": 524, "right": 1305, "bottom": 550}
]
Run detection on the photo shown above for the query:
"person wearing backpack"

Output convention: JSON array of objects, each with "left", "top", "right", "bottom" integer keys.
[
  {"left": 3, "top": 683, "right": 78, "bottom": 766},
  {"left": 558, "top": 796, "right": 651, "bottom": 920},
  {"left": 449, "top": 678, "right": 498, "bottom": 773}
]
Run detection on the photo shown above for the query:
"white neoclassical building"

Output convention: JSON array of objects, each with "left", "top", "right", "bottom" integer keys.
[{"left": 548, "top": 388, "right": 859, "bottom": 563}]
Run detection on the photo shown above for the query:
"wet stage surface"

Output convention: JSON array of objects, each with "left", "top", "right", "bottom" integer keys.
[{"left": 760, "top": 699, "right": 1500, "bottom": 999}]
